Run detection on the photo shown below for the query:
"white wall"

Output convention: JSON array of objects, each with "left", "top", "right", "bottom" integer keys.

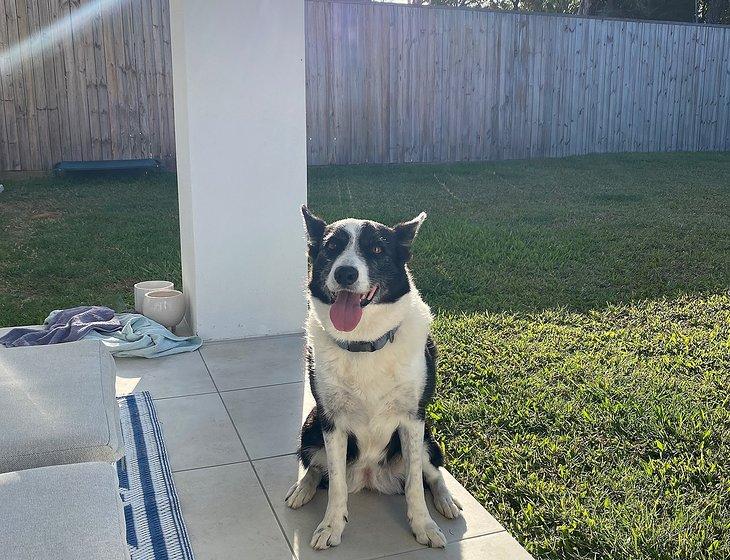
[{"left": 169, "top": 0, "right": 307, "bottom": 340}]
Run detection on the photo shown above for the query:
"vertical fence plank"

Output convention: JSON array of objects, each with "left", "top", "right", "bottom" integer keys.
[
  {"left": 149, "top": 0, "right": 167, "bottom": 163},
  {"left": 28, "top": 0, "right": 60, "bottom": 165},
  {"left": 91, "top": 0, "right": 111, "bottom": 159},
  {"left": 130, "top": 0, "right": 149, "bottom": 157},
  {"left": 0, "top": 0, "right": 21, "bottom": 169},
  {"left": 0, "top": 1, "right": 9, "bottom": 169},
  {"left": 99, "top": 0, "right": 117, "bottom": 158},
  {"left": 18, "top": 0, "right": 53, "bottom": 168},
  {"left": 159, "top": 0, "right": 173, "bottom": 167},
  {"left": 8, "top": 0, "right": 38, "bottom": 168},
  {"left": 38, "top": 0, "right": 65, "bottom": 164}
]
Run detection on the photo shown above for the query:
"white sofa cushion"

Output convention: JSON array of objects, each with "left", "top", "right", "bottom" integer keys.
[
  {"left": 0, "top": 462, "right": 130, "bottom": 560},
  {"left": 0, "top": 340, "right": 124, "bottom": 473}
]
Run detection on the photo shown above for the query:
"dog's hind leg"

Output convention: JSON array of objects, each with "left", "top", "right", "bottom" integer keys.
[
  {"left": 285, "top": 465, "right": 322, "bottom": 509},
  {"left": 288, "top": 407, "right": 327, "bottom": 509},
  {"left": 423, "top": 433, "right": 462, "bottom": 520},
  {"left": 423, "top": 456, "right": 462, "bottom": 519}
]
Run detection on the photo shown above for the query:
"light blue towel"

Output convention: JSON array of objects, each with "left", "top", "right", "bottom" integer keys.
[{"left": 84, "top": 313, "right": 202, "bottom": 358}]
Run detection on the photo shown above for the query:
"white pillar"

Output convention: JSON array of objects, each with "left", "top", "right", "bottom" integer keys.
[{"left": 169, "top": 0, "right": 307, "bottom": 340}]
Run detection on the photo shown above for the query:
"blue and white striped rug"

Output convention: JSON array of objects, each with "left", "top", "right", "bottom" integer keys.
[{"left": 118, "top": 392, "right": 195, "bottom": 560}]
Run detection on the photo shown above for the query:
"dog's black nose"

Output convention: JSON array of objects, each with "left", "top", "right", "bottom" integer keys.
[{"left": 334, "top": 265, "right": 359, "bottom": 287}]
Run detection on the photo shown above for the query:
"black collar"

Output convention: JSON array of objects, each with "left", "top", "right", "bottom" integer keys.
[{"left": 333, "top": 326, "right": 398, "bottom": 353}]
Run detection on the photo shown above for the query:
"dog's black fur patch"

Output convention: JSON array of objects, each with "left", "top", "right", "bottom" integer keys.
[
  {"left": 304, "top": 344, "right": 334, "bottom": 432},
  {"left": 356, "top": 222, "right": 412, "bottom": 304},
  {"left": 418, "top": 335, "right": 438, "bottom": 420},
  {"left": 298, "top": 406, "right": 360, "bottom": 468},
  {"left": 382, "top": 424, "right": 443, "bottom": 468}
]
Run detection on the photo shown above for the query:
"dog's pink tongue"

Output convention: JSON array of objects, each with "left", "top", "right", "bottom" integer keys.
[{"left": 330, "top": 291, "right": 363, "bottom": 332}]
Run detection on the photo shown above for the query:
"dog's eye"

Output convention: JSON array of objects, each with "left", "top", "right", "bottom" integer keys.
[
  {"left": 372, "top": 245, "right": 383, "bottom": 255},
  {"left": 326, "top": 240, "right": 337, "bottom": 251}
]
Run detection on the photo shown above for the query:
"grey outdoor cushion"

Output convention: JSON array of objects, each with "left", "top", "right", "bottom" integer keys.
[
  {"left": 0, "top": 340, "right": 124, "bottom": 473},
  {"left": 0, "top": 462, "right": 130, "bottom": 560}
]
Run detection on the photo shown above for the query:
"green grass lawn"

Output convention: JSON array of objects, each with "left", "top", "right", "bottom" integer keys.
[
  {"left": 0, "top": 172, "right": 182, "bottom": 325},
  {"left": 2, "top": 152, "right": 729, "bottom": 559}
]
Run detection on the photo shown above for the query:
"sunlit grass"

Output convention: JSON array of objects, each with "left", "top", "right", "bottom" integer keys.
[{"left": 308, "top": 152, "right": 730, "bottom": 560}]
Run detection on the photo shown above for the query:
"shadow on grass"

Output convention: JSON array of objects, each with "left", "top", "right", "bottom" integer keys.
[
  {"left": 1, "top": 153, "right": 729, "bottom": 325},
  {"left": 0, "top": 173, "right": 182, "bottom": 326},
  {"left": 308, "top": 152, "right": 730, "bottom": 315}
]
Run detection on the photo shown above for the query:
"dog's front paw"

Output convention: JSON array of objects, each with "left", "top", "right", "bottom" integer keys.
[
  {"left": 411, "top": 516, "right": 447, "bottom": 548},
  {"left": 310, "top": 513, "right": 348, "bottom": 550},
  {"left": 285, "top": 479, "right": 317, "bottom": 509}
]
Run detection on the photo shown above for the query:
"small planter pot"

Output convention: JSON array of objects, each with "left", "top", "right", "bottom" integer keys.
[
  {"left": 134, "top": 280, "right": 174, "bottom": 313},
  {"left": 143, "top": 289, "right": 186, "bottom": 330}
]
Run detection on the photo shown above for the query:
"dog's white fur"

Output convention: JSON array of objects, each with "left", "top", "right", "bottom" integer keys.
[
  {"left": 286, "top": 216, "right": 462, "bottom": 550},
  {"left": 325, "top": 220, "right": 372, "bottom": 296}
]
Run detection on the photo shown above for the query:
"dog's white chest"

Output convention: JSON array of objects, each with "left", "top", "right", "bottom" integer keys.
[
  {"left": 318, "top": 343, "right": 423, "bottom": 416},
  {"left": 315, "top": 342, "right": 424, "bottom": 467}
]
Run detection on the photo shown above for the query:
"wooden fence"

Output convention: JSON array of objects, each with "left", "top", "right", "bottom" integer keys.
[
  {"left": 0, "top": 0, "right": 174, "bottom": 171},
  {"left": 305, "top": 1, "right": 730, "bottom": 164},
  {"left": 1, "top": 0, "right": 729, "bottom": 170}
]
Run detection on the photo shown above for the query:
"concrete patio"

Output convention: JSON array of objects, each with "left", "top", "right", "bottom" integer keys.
[{"left": 114, "top": 334, "right": 533, "bottom": 560}]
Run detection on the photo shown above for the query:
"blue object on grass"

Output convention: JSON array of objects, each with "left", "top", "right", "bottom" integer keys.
[{"left": 53, "top": 159, "right": 161, "bottom": 174}]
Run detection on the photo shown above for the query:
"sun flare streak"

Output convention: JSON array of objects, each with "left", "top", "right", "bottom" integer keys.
[{"left": 0, "top": 0, "right": 118, "bottom": 75}]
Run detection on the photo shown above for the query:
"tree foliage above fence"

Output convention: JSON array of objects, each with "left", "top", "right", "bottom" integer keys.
[{"left": 425, "top": 0, "right": 730, "bottom": 24}]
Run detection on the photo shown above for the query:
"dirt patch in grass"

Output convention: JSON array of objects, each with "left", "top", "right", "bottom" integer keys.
[{"left": 30, "top": 211, "right": 62, "bottom": 220}]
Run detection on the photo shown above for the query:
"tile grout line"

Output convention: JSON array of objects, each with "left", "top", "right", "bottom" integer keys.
[
  {"left": 172, "top": 459, "right": 251, "bottom": 474},
  {"left": 198, "top": 349, "right": 299, "bottom": 559},
  {"left": 125, "top": 380, "right": 302, "bottom": 406},
  {"left": 251, "top": 451, "right": 298, "bottom": 462},
  {"left": 202, "top": 331, "right": 304, "bottom": 345},
  {"left": 143, "top": 378, "right": 303, "bottom": 404},
  {"left": 219, "top": 380, "right": 303, "bottom": 393},
  {"left": 144, "top": 378, "right": 304, "bottom": 404},
  {"left": 150, "top": 390, "right": 218, "bottom": 401}
]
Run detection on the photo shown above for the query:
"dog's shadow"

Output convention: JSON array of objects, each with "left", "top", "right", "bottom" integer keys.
[{"left": 280, "top": 471, "right": 474, "bottom": 559}]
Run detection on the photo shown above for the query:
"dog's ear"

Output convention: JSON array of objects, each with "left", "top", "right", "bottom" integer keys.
[
  {"left": 394, "top": 212, "right": 426, "bottom": 261},
  {"left": 302, "top": 206, "right": 327, "bottom": 262},
  {"left": 301, "top": 205, "right": 326, "bottom": 243}
]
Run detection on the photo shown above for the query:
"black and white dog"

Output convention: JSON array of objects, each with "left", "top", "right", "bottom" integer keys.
[{"left": 285, "top": 206, "right": 462, "bottom": 550}]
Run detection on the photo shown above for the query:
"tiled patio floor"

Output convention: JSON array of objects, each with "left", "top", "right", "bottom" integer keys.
[{"left": 115, "top": 334, "right": 533, "bottom": 560}]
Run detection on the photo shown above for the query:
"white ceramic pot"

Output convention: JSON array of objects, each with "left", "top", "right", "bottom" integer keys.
[
  {"left": 134, "top": 280, "right": 174, "bottom": 313},
  {"left": 142, "top": 289, "right": 186, "bottom": 329}
]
